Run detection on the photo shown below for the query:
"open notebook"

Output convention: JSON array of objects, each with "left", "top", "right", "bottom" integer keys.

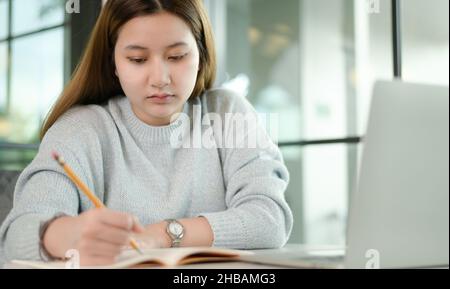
[{"left": 10, "top": 247, "right": 254, "bottom": 269}]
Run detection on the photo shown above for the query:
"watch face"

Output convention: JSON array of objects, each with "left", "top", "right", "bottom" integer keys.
[{"left": 169, "top": 222, "right": 183, "bottom": 236}]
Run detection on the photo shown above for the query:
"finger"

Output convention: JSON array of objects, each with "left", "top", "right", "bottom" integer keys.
[
  {"left": 131, "top": 216, "right": 145, "bottom": 233},
  {"left": 98, "top": 209, "right": 134, "bottom": 230},
  {"left": 95, "top": 225, "right": 131, "bottom": 245},
  {"left": 130, "top": 233, "right": 162, "bottom": 249},
  {"left": 81, "top": 239, "right": 123, "bottom": 258}
]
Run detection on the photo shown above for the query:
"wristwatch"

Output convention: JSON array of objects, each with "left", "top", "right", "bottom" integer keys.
[{"left": 165, "top": 219, "right": 185, "bottom": 247}]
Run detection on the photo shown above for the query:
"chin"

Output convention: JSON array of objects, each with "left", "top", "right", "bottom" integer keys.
[{"left": 147, "top": 109, "right": 176, "bottom": 123}]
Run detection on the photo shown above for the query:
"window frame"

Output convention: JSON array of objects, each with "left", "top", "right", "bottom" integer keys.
[
  {"left": 0, "top": 0, "right": 102, "bottom": 166},
  {"left": 0, "top": 0, "right": 103, "bottom": 112}
]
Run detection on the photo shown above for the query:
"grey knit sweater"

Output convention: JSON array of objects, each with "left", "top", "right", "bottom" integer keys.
[{"left": 0, "top": 88, "right": 293, "bottom": 265}]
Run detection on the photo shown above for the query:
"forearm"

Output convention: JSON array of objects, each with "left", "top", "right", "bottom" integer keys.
[{"left": 145, "top": 216, "right": 214, "bottom": 248}]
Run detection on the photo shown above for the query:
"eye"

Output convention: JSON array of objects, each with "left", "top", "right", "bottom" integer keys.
[
  {"left": 128, "top": 57, "right": 147, "bottom": 64},
  {"left": 168, "top": 53, "right": 188, "bottom": 61}
]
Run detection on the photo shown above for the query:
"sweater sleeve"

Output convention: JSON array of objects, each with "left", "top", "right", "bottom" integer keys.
[
  {"left": 0, "top": 113, "right": 97, "bottom": 263},
  {"left": 198, "top": 90, "right": 293, "bottom": 249}
]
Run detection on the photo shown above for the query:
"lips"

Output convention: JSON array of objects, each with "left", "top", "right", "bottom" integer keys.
[
  {"left": 146, "top": 93, "right": 175, "bottom": 104},
  {"left": 149, "top": 93, "right": 174, "bottom": 99}
]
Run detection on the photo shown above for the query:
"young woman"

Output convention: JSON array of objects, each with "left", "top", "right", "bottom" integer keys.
[{"left": 0, "top": 0, "right": 292, "bottom": 266}]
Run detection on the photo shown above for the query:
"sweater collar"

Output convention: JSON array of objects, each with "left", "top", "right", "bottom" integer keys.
[{"left": 111, "top": 96, "right": 192, "bottom": 145}]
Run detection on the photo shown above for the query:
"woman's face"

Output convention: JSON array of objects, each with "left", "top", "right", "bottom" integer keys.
[{"left": 114, "top": 12, "right": 200, "bottom": 126}]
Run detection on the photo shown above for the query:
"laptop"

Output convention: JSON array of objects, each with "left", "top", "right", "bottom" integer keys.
[{"left": 242, "top": 80, "right": 449, "bottom": 269}]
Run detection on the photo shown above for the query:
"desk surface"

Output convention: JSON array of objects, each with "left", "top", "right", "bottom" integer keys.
[{"left": 3, "top": 244, "right": 345, "bottom": 269}]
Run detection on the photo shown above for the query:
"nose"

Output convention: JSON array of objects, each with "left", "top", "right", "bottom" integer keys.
[{"left": 149, "top": 58, "right": 171, "bottom": 89}]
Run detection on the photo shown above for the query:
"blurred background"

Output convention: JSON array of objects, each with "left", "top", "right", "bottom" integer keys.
[{"left": 0, "top": 0, "right": 448, "bottom": 246}]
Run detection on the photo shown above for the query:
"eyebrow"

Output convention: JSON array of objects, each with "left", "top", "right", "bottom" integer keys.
[{"left": 124, "top": 42, "right": 189, "bottom": 50}]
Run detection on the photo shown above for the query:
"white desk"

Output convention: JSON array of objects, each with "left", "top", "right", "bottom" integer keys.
[{"left": 3, "top": 244, "right": 345, "bottom": 269}]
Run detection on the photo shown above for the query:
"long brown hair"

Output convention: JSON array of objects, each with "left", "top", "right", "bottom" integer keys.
[{"left": 40, "top": 0, "right": 216, "bottom": 139}]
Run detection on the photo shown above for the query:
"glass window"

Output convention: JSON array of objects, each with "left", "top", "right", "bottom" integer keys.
[
  {"left": 1, "top": 0, "right": 67, "bottom": 170},
  {"left": 215, "top": 0, "right": 393, "bottom": 245},
  {"left": 355, "top": 0, "right": 393, "bottom": 135},
  {"left": 1, "top": 0, "right": 67, "bottom": 141},
  {"left": 282, "top": 143, "right": 360, "bottom": 245},
  {"left": 0, "top": 0, "right": 8, "bottom": 40},
  {"left": 301, "top": 144, "right": 353, "bottom": 245},
  {"left": 297, "top": 0, "right": 352, "bottom": 140},
  {"left": 0, "top": 147, "right": 36, "bottom": 170},
  {"left": 220, "top": 0, "right": 393, "bottom": 142},
  {"left": 12, "top": 0, "right": 65, "bottom": 36},
  {"left": 281, "top": 146, "right": 305, "bottom": 243},
  {"left": 5, "top": 28, "right": 64, "bottom": 144},
  {"left": 223, "top": 0, "right": 302, "bottom": 142},
  {"left": 401, "top": 0, "right": 449, "bottom": 85},
  {"left": 0, "top": 43, "right": 6, "bottom": 114}
]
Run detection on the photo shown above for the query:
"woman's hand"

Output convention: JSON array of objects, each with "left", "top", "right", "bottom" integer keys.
[
  {"left": 43, "top": 208, "right": 144, "bottom": 266},
  {"left": 131, "top": 222, "right": 171, "bottom": 250}
]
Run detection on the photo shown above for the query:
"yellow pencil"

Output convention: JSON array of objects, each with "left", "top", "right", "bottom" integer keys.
[{"left": 52, "top": 151, "right": 143, "bottom": 255}]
